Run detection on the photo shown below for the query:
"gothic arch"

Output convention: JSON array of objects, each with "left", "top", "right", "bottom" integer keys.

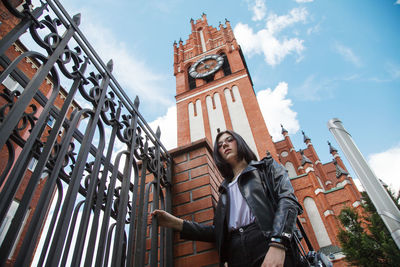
[
  {"left": 223, "top": 87, "right": 235, "bottom": 102},
  {"left": 303, "top": 197, "right": 332, "bottom": 248},
  {"left": 284, "top": 161, "right": 297, "bottom": 178}
]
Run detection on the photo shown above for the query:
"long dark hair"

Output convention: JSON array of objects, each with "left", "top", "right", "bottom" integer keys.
[{"left": 213, "top": 130, "right": 257, "bottom": 180}]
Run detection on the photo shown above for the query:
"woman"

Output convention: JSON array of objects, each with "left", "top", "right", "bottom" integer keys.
[{"left": 152, "top": 130, "right": 302, "bottom": 267}]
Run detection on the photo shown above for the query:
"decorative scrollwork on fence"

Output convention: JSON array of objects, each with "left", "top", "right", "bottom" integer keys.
[{"left": 0, "top": 1, "right": 173, "bottom": 266}]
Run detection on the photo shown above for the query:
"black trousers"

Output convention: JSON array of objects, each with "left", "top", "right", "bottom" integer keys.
[{"left": 226, "top": 223, "right": 296, "bottom": 267}]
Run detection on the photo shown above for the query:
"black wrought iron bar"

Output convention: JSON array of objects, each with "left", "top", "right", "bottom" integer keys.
[
  {"left": 103, "top": 223, "right": 117, "bottom": 267},
  {"left": 0, "top": 2, "right": 47, "bottom": 56},
  {"left": 83, "top": 101, "right": 122, "bottom": 267},
  {"left": 0, "top": 140, "right": 14, "bottom": 188},
  {"left": 59, "top": 200, "right": 85, "bottom": 267},
  {"left": 1, "top": 2, "right": 174, "bottom": 267},
  {"left": 159, "top": 189, "right": 166, "bottom": 267},
  {"left": 126, "top": 102, "right": 142, "bottom": 267},
  {"left": 0, "top": 57, "right": 86, "bottom": 263},
  {"left": 14, "top": 108, "right": 88, "bottom": 267},
  {"left": 111, "top": 114, "right": 139, "bottom": 267},
  {"left": 0, "top": 14, "right": 79, "bottom": 150},
  {"left": 94, "top": 150, "right": 127, "bottom": 267},
  {"left": 70, "top": 122, "right": 106, "bottom": 266},
  {"left": 149, "top": 128, "right": 162, "bottom": 267},
  {"left": 0, "top": 150, "right": 37, "bottom": 265},
  {"left": 0, "top": 109, "right": 51, "bottom": 264},
  {"left": 37, "top": 179, "right": 63, "bottom": 267},
  {"left": 0, "top": 91, "right": 58, "bottom": 238},
  {"left": 165, "top": 160, "right": 174, "bottom": 267},
  {"left": 45, "top": 61, "right": 112, "bottom": 267},
  {"left": 48, "top": 0, "right": 171, "bottom": 157},
  {"left": 0, "top": 56, "right": 66, "bottom": 119},
  {"left": 143, "top": 181, "right": 156, "bottom": 265},
  {"left": 49, "top": 0, "right": 138, "bottom": 112},
  {"left": 45, "top": 112, "right": 98, "bottom": 267},
  {"left": 133, "top": 154, "right": 150, "bottom": 267}
]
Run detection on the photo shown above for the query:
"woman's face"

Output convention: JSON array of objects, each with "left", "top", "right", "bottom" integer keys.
[{"left": 217, "top": 133, "right": 238, "bottom": 165}]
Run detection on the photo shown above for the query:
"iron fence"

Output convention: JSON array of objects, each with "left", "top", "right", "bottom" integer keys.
[{"left": 0, "top": 0, "right": 173, "bottom": 266}]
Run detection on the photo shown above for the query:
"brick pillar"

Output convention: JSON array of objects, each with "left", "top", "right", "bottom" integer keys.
[{"left": 169, "top": 139, "right": 223, "bottom": 267}]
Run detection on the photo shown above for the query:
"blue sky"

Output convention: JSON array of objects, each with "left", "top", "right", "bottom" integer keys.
[{"left": 50, "top": 0, "right": 400, "bottom": 191}]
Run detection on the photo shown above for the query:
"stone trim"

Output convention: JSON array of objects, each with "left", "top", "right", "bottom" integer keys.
[{"left": 324, "top": 210, "right": 334, "bottom": 217}]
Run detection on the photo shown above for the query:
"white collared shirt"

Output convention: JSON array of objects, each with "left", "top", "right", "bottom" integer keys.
[{"left": 228, "top": 172, "right": 255, "bottom": 230}]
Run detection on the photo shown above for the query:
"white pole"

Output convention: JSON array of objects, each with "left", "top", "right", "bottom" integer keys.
[{"left": 327, "top": 118, "right": 400, "bottom": 250}]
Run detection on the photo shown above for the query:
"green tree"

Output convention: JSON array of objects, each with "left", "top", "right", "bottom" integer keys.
[{"left": 338, "top": 190, "right": 400, "bottom": 266}]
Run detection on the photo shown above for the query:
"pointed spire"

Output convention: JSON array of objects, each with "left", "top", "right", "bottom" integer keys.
[
  {"left": 302, "top": 130, "right": 310, "bottom": 143},
  {"left": 201, "top": 12, "right": 207, "bottom": 24},
  {"left": 106, "top": 59, "right": 113, "bottom": 72},
  {"left": 72, "top": 13, "right": 81, "bottom": 26},
  {"left": 156, "top": 126, "right": 161, "bottom": 139},
  {"left": 333, "top": 159, "right": 348, "bottom": 178},
  {"left": 134, "top": 95, "right": 140, "bottom": 109},
  {"left": 328, "top": 141, "right": 338, "bottom": 154},
  {"left": 281, "top": 124, "right": 288, "bottom": 135},
  {"left": 300, "top": 149, "right": 312, "bottom": 166},
  {"left": 225, "top": 18, "right": 231, "bottom": 29}
]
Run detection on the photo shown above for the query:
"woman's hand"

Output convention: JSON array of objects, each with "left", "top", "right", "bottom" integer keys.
[
  {"left": 151, "top": 209, "right": 184, "bottom": 231},
  {"left": 261, "top": 245, "right": 286, "bottom": 267}
]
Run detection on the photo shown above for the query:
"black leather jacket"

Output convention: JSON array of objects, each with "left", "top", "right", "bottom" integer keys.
[{"left": 180, "top": 156, "right": 303, "bottom": 263}]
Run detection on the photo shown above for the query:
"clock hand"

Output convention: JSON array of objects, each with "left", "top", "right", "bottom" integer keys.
[{"left": 197, "top": 63, "right": 210, "bottom": 71}]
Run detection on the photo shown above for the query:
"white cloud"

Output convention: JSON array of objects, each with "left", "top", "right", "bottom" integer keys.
[
  {"left": 352, "top": 178, "right": 365, "bottom": 192},
  {"left": 368, "top": 144, "right": 400, "bottom": 192},
  {"left": 396, "top": 0, "right": 400, "bottom": 5},
  {"left": 294, "top": 74, "right": 336, "bottom": 101},
  {"left": 334, "top": 43, "right": 362, "bottom": 67},
  {"left": 256, "top": 82, "right": 300, "bottom": 140},
  {"left": 149, "top": 105, "right": 177, "bottom": 150},
  {"left": 82, "top": 22, "right": 173, "bottom": 108},
  {"left": 266, "top": 7, "right": 308, "bottom": 34},
  {"left": 234, "top": 7, "right": 307, "bottom": 66},
  {"left": 295, "top": 0, "right": 314, "bottom": 3},
  {"left": 307, "top": 23, "right": 320, "bottom": 35},
  {"left": 386, "top": 62, "right": 400, "bottom": 79},
  {"left": 47, "top": 2, "right": 175, "bottom": 118},
  {"left": 250, "top": 0, "right": 267, "bottom": 21}
]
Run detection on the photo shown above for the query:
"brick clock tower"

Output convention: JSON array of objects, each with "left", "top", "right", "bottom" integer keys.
[
  {"left": 171, "top": 14, "right": 361, "bottom": 266},
  {"left": 174, "top": 13, "right": 277, "bottom": 160}
]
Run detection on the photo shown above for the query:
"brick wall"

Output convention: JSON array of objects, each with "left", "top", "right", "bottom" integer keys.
[{"left": 170, "top": 138, "right": 223, "bottom": 267}]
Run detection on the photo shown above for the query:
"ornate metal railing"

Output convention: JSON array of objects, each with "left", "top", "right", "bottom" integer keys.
[{"left": 0, "top": 0, "right": 173, "bottom": 266}]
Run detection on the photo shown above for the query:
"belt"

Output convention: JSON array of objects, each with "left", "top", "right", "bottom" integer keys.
[{"left": 229, "top": 221, "right": 257, "bottom": 235}]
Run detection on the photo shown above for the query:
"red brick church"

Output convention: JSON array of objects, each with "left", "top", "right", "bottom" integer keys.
[
  {"left": 169, "top": 14, "right": 362, "bottom": 266},
  {"left": 0, "top": 1, "right": 362, "bottom": 265}
]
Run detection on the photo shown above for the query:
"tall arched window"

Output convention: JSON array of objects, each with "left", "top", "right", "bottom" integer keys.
[
  {"left": 285, "top": 162, "right": 297, "bottom": 178},
  {"left": 303, "top": 197, "right": 332, "bottom": 248}
]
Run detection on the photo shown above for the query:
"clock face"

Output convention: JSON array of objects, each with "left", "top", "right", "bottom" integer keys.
[{"left": 189, "top": 54, "right": 224, "bottom": 79}]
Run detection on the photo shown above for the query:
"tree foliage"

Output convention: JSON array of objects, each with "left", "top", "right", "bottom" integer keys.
[{"left": 338, "top": 190, "right": 400, "bottom": 266}]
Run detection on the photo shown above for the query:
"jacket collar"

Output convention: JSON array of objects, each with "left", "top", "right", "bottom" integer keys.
[{"left": 218, "top": 160, "right": 265, "bottom": 193}]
